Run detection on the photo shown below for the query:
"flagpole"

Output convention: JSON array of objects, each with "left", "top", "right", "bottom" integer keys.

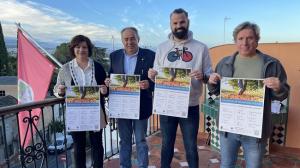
[{"left": 15, "top": 23, "right": 62, "bottom": 68}]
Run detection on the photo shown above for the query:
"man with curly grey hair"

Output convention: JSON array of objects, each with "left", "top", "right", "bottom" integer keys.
[{"left": 208, "top": 21, "right": 289, "bottom": 168}]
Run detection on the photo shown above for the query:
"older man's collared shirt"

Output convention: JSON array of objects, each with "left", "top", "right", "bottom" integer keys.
[
  {"left": 70, "top": 58, "right": 97, "bottom": 86},
  {"left": 124, "top": 49, "right": 138, "bottom": 75}
]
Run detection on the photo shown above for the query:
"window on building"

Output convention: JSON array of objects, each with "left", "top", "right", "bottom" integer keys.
[{"left": 0, "top": 90, "right": 5, "bottom": 97}]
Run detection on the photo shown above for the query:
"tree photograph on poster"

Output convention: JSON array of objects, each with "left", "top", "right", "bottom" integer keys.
[
  {"left": 221, "top": 78, "right": 264, "bottom": 103},
  {"left": 155, "top": 68, "right": 191, "bottom": 87},
  {"left": 110, "top": 74, "right": 140, "bottom": 92},
  {"left": 66, "top": 86, "right": 100, "bottom": 103}
]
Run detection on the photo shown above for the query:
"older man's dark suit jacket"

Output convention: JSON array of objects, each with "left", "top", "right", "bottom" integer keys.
[{"left": 109, "top": 48, "right": 155, "bottom": 120}]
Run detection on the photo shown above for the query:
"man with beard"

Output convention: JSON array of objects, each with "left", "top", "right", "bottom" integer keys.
[{"left": 148, "top": 8, "right": 213, "bottom": 168}]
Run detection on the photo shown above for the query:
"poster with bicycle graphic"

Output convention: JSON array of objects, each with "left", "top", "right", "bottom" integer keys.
[
  {"left": 153, "top": 67, "right": 191, "bottom": 118},
  {"left": 219, "top": 77, "right": 265, "bottom": 138}
]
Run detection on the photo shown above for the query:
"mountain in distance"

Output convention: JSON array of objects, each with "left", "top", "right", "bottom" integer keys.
[
  {"left": 5, "top": 37, "right": 116, "bottom": 52},
  {"left": 5, "top": 37, "right": 57, "bottom": 50},
  {"left": 4, "top": 36, "right": 157, "bottom": 56}
]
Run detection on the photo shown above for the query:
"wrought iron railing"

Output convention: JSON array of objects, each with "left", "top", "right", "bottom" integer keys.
[{"left": 0, "top": 97, "right": 160, "bottom": 168}]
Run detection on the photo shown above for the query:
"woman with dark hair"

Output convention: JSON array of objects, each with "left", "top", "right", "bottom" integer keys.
[{"left": 54, "top": 35, "right": 107, "bottom": 168}]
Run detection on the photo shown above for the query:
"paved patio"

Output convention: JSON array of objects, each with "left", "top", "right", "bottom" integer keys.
[{"left": 103, "top": 131, "right": 300, "bottom": 168}]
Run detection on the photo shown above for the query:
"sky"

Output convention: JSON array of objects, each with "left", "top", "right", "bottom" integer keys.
[{"left": 1, "top": 0, "right": 300, "bottom": 49}]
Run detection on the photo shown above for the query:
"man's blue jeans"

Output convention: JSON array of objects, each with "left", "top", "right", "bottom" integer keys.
[
  {"left": 220, "top": 132, "right": 267, "bottom": 168},
  {"left": 160, "top": 105, "right": 199, "bottom": 168},
  {"left": 118, "top": 118, "right": 149, "bottom": 168}
]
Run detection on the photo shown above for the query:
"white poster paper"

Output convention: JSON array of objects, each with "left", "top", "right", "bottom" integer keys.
[
  {"left": 219, "top": 78, "right": 265, "bottom": 138},
  {"left": 153, "top": 67, "right": 191, "bottom": 118},
  {"left": 108, "top": 74, "right": 140, "bottom": 119},
  {"left": 65, "top": 86, "right": 101, "bottom": 132}
]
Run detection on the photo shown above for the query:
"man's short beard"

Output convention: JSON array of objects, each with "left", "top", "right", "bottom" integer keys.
[{"left": 172, "top": 27, "right": 188, "bottom": 39}]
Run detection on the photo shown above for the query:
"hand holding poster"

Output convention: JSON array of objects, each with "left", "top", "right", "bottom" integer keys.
[
  {"left": 108, "top": 74, "right": 140, "bottom": 119},
  {"left": 219, "top": 78, "right": 265, "bottom": 138},
  {"left": 66, "top": 86, "right": 101, "bottom": 132},
  {"left": 153, "top": 67, "right": 191, "bottom": 118}
]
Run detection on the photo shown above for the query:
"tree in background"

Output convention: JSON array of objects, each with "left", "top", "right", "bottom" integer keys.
[
  {"left": 91, "top": 47, "right": 109, "bottom": 71},
  {"left": 49, "top": 120, "right": 64, "bottom": 133},
  {"left": 0, "top": 22, "right": 9, "bottom": 76},
  {"left": 53, "top": 42, "right": 71, "bottom": 64},
  {"left": 53, "top": 42, "right": 109, "bottom": 71},
  {"left": 6, "top": 56, "right": 17, "bottom": 75}
]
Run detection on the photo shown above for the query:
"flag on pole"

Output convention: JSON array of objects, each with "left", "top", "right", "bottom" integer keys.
[{"left": 17, "top": 29, "right": 55, "bottom": 147}]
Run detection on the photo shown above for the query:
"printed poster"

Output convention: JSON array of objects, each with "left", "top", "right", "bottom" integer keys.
[
  {"left": 65, "top": 86, "right": 101, "bottom": 132},
  {"left": 219, "top": 78, "right": 265, "bottom": 138},
  {"left": 153, "top": 67, "right": 191, "bottom": 118},
  {"left": 109, "top": 74, "right": 140, "bottom": 119}
]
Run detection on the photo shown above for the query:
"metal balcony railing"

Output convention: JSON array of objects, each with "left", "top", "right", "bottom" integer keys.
[{"left": 0, "top": 97, "right": 160, "bottom": 168}]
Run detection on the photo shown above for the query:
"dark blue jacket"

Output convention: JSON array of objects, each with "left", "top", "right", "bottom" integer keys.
[{"left": 109, "top": 48, "right": 155, "bottom": 119}]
